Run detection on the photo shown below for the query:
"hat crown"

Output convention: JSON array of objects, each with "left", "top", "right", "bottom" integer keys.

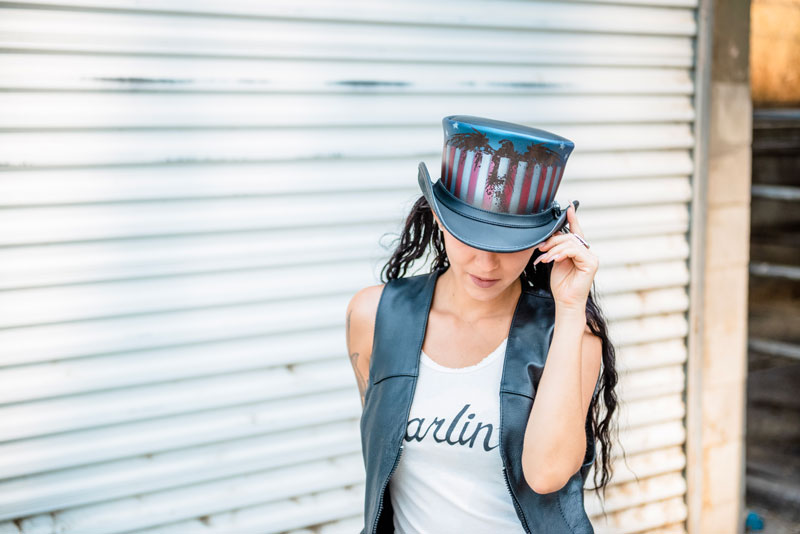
[{"left": 439, "top": 115, "right": 574, "bottom": 215}]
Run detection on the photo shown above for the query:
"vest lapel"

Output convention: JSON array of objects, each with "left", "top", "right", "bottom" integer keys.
[
  {"left": 360, "top": 268, "right": 442, "bottom": 534},
  {"left": 368, "top": 268, "right": 441, "bottom": 384},
  {"left": 499, "top": 282, "right": 596, "bottom": 534}
]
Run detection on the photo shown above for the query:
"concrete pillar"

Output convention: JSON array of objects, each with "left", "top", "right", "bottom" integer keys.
[{"left": 686, "top": 0, "right": 751, "bottom": 533}]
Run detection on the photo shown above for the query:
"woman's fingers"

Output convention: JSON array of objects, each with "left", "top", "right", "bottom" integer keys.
[
  {"left": 535, "top": 201, "right": 586, "bottom": 253},
  {"left": 565, "top": 200, "right": 585, "bottom": 238},
  {"left": 533, "top": 240, "right": 580, "bottom": 265},
  {"left": 536, "top": 232, "right": 582, "bottom": 252}
]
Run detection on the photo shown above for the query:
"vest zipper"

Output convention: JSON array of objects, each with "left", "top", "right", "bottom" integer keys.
[
  {"left": 372, "top": 360, "right": 421, "bottom": 533},
  {"left": 499, "top": 387, "right": 533, "bottom": 534},
  {"left": 501, "top": 463, "right": 532, "bottom": 534},
  {"left": 372, "top": 442, "right": 404, "bottom": 534}
]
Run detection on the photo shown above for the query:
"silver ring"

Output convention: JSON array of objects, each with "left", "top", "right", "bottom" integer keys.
[
  {"left": 561, "top": 226, "right": 590, "bottom": 249},
  {"left": 573, "top": 233, "right": 590, "bottom": 249}
]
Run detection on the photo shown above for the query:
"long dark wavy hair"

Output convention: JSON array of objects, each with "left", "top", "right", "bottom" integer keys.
[{"left": 379, "top": 194, "right": 623, "bottom": 510}]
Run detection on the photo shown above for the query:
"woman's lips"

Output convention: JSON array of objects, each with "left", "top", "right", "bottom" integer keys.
[{"left": 469, "top": 273, "right": 499, "bottom": 288}]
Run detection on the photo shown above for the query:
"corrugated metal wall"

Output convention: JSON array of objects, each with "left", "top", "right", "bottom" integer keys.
[{"left": 0, "top": 1, "right": 698, "bottom": 533}]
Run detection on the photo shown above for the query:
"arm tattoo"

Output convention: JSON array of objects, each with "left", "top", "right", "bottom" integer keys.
[{"left": 347, "top": 309, "right": 368, "bottom": 407}]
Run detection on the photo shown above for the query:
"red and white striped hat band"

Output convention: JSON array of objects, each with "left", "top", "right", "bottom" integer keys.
[{"left": 439, "top": 140, "right": 566, "bottom": 216}]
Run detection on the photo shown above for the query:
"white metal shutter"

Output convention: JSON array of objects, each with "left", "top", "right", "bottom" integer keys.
[{"left": 0, "top": 1, "right": 698, "bottom": 533}]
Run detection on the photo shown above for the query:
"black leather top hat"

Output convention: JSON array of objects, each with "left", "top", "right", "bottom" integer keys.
[{"left": 418, "top": 115, "right": 579, "bottom": 253}]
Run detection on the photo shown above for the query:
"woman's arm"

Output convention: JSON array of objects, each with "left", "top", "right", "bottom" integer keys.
[
  {"left": 521, "top": 303, "right": 603, "bottom": 494},
  {"left": 345, "top": 284, "right": 385, "bottom": 408},
  {"left": 520, "top": 201, "right": 602, "bottom": 494}
]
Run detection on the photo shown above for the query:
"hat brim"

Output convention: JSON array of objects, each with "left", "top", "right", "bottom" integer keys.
[{"left": 417, "top": 161, "right": 576, "bottom": 253}]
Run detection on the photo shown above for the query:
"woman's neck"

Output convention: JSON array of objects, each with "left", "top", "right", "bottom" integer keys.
[{"left": 436, "top": 267, "right": 522, "bottom": 324}]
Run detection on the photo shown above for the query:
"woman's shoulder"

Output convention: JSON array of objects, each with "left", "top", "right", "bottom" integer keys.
[
  {"left": 347, "top": 283, "right": 386, "bottom": 332},
  {"left": 346, "top": 283, "right": 387, "bottom": 405},
  {"left": 346, "top": 284, "right": 386, "bottom": 359}
]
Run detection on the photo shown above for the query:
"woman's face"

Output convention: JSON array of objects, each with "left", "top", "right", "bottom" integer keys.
[{"left": 432, "top": 211, "right": 537, "bottom": 299}]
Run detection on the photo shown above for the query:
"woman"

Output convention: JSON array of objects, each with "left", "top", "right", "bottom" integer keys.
[{"left": 347, "top": 116, "right": 618, "bottom": 534}]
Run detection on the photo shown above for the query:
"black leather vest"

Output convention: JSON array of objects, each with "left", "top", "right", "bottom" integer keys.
[{"left": 360, "top": 266, "right": 598, "bottom": 534}]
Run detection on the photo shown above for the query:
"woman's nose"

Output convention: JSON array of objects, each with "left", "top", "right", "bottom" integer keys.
[{"left": 473, "top": 250, "right": 501, "bottom": 270}]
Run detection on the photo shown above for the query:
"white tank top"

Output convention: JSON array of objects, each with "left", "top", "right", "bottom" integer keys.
[{"left": 389, "top": 336, "right": 526, "bottom": 533}]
